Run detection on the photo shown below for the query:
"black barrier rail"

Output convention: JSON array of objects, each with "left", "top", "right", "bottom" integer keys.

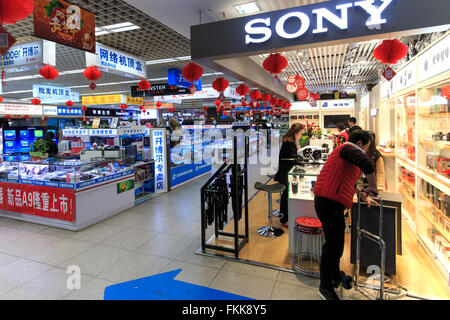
[{"left": 200, "top": 134, "right": 249, "bottom": 258}]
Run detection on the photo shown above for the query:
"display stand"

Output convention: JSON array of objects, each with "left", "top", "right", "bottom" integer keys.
[{"left": 200, "top": 135, "right": 249, "bottom": 258}]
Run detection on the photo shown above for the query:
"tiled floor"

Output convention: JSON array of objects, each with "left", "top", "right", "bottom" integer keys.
[{"left": 0, "top": 163, "right": 367, "bottom": 300}]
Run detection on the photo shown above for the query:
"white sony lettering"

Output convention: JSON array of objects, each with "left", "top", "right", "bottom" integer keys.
[
  {"left": 245, "top": 18, "right": 272, "bottom": 44},
  {"left": 312, "top": 3, "right": 353, "bottom": 33},
  {"left": 275, "top": 11, "right": 310, "bottom": 39},
  {"left": 354, "top": 0, "right": 393, "bottom": 26}
]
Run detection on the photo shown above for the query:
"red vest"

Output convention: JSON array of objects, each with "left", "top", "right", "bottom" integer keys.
[
  {"left": 313, "top": 143, "right": 361, "bottom": 208},
  {"left": 337, "top": 130, "right": 349, "bottom": 146}
]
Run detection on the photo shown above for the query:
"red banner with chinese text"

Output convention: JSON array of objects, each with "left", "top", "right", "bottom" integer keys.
[
  {"left": 0, "top": 182, "right": 75, "bottom": 222},
  {"left": 33, "top": 0, "right": 96, "bottom": 53}
]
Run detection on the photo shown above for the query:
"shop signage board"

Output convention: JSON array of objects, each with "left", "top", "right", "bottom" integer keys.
[
  {"left": 33, "top": 84, "right": 80, "bottom": 103},
  {"left": 125, "top": 95, "right": 143, "bottom": 105},
  {"left": 84, "top": 107, "right": 135, "bottom": 118},
  {"left": 168, "top": 68, "right": 202, "bottom": 91},
  {"left": 0, "top": 103, "right": 43, "bottom": 115},
  {"left": 417, "top": 34, "right": 450, "bottom": 83},
  {"left": 0, "top": 26, "right": 17, "bottom": 56},
  {"left": 82, "top": 94, "right": 125, "bottom": 105},
  {"left": 86, "top": 43, "right": 146, "bottom": 78},
  {"left": 130, "top": 84, "right": 190, "bottom": 97},
  {"left": 191, "top": 0, "right": 450, "bottom": 59},
  {"left": 2, "top": 40, "right": 56, "bottom": 73},
  {"left": 33, "top": 0, "right": 96, "bottom": 53},
  {"left": 320, "top": 99, "right": 354, "bottom": 109},
  {"left": 380, "top": 80, "right": 394, "bottom": 99},
  {"left": 57, "top": 106, "right": 83, "bottom": 116},
  {"left": 140, "top": 109, "right": 158, "bottom": 120},
  {"left": 154, "top": 87, "right": 241, "bottom": 101},
  {"left": 170, "top": 158, "right": 212, "bottom": 188},
  {"left": 0, "top": 181, "right": 75, "bottom": 222},
  {"left": 43, "top": 106, "right": 58, "bottom": 116},
  {"left": 151, "top": 129, "right": 167, "bottom": 193},
  {"left": 395, "top": 60, "right": 417, "bottom": 92}
]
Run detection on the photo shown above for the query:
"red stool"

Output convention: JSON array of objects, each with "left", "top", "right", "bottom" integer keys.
[{"left": 292, "top": 217, "right": 324, "bottom": 278}]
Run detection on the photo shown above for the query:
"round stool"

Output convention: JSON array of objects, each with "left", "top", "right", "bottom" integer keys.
[
  {"left": 292, "top": 217, "right": 325, "bottom": 278},
  {"left": 254, "top": 182, "right": 286, "bottom": 237}
]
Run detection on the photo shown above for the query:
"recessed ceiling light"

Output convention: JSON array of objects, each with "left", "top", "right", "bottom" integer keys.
[
  {"left": 110, "top": 25, "right": 141, "bottom": 33},
  {"left": 234, "top": 2, "right": 261, "bottom": 15},
  {"left": 95, "top": 22, "right": 140, "bottom": 36},
  {"left": 103, "top": 22, "right": 134, "bottom": 30}
]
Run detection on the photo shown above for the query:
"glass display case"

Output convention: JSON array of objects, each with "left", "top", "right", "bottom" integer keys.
[
  {"left": 395, "top": 91, "right": 416, "bottom": 165},
  {"left": 0, "top": 158, "right": 19, "bottom": 181},
  {"left": 397, "top": 164, "right": 417, "bottom": 227},
  {"left": 417, "top": 79, "right": 450, "bottom": 185},
  {"left": 288, "top": 162, "right": 325, "bottom": 201}
]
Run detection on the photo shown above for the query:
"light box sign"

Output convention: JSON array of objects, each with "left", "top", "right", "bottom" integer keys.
[
  {"left": 152, "top": 129, "right": 167, "bottom": 193},
  {"left": 57, "top": 106, "right": 83, "bottom": 116},
  {"left": 154, "top": 87, "right": 240, "bottom": 101},
  {"left": 86, "top": 43, "right": 146, "bottom": 78},
  {"left": 417, "top": 33, "right": 450, "bottom": 83},
  {"left": 168, "top": 68, "right": 202, "bottom": 91},
  {"left": 82, "top": 94, "right": 125, "bottom": 105},
  {"left": 0, "top": 103, "right": 43, "bottom": 115},
  {"left": 3, "top": 40, "right": 55, "bottom": 73},
  {"left": 33, "top": 84, "right": 80, "bottom": 103},
  {"left": 33, "top": 0, "right": 96, "bottom": 53},
  {"left": 191, "top": 0, "right": 450, "bottom": 60}
]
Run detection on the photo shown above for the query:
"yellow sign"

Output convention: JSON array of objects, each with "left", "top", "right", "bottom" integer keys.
[
  {"left": 143, "top": 102, "right": 174, "bottom": 109},
  {"left": 126, "top": 95, "right": 143, "bottom": 105},
  {"left": 82, "top": 95, "right": 125, "bottom": 105},
  {"left": 91, "top": 118, "right": 101, "bottom": 129}
]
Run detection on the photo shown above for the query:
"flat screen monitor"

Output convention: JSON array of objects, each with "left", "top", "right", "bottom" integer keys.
[
  {"left": 323, "top": 115, "right": 351, "bottom": 129},
  {"left": 2, "top": 126, "right": 58, "bottom": 155}
]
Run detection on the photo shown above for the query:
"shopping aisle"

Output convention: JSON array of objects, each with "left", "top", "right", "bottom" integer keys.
[{"left": 0, "top": 157, "right": 349, "bottom": 301}]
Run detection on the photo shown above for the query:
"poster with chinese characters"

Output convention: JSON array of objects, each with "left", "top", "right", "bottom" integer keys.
[
  {"left": 0, "top": 182, "right": 75, "bottom": 222},
  {"left": 33, "top": 0, "right": 96, "bottom": 53},
  {"left": 151, "top": 129, "right": 167, "bottom": 193}
]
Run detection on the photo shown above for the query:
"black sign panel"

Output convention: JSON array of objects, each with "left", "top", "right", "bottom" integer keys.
[
  {"left": 191, "top": 0, "right": 450, "bottom": 59},
  {"left": 131, "top": 83, "right": 190, "bottom": 97},
  {"left": 85, "top": 108, "right": 135, "bottom": 117}
]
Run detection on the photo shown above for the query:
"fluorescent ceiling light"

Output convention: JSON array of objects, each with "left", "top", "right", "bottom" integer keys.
[
  {"left": 103, "top": 22, "right": 134, "bottom": 30},
  {"left": 95, "top": 30, "right": 110, "bottom": 36},
  {"left": 110, "top": 25, "right": 141, "bottom": 33},
  {"left": 95, "top": 22, "right": 140, "bottom": 36},
  {"left": 146, "top": 56, "right": 191, "bottom": 65},
  {"left": 234, "top": 2, "right": 261, "bottom": 15}
]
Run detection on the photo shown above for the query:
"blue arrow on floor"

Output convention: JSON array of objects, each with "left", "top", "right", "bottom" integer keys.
[{"left": 104, "top": 269, "right": 253, "bottom": 300}]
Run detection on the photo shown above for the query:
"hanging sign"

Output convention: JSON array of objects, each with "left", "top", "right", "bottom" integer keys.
[
  {"left": 131, "top": 84, "right": 190, "bottom": 98},
  {"left": 81, "top": 94, "right": 126, "bottom": 105},
  {"left": 2, "top": 40, "right": 56, "bottom": 73},
  {"left": 0, "top": 182, "right": 75, "bottom": 222},
  {"left": 168, "top": 68, "right": 202, "bottom": 91},
  {"left": 86, "top": 43, "right": 146, "bottom": 78},
  {"left": 57, "top": 106, "right": 83, "bottom": 116},
  {"left": 33, "top": 84, "right": 79, "bottom": 103},
  {"left": 0, "top": 103, "right": 43, "bottom": 115},
  {"left": 33, "top": 0, "right": 96, "bottom": 53}
]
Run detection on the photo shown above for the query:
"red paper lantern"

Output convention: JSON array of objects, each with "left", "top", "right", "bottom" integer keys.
[
  {"left": 0, "top": 97, "right": 3, "bottom": 102},
  {"left": 120, "top": 104, "right": 128, "bottom": 110},
  {"left": 203, "top": 106, "right": 208, "bottom": 111},
  {"left": 66, "top": 100, "right": 74, "bottom": 107},
  {"left": 31, "top": 98, "right": 41, "bottom": 105},
  {"left": 297, "top": 87, "right": 310, "bottom": 100},
  {"left": 214, "top": 100, "right": 222, "bottom": 107},
  {"left": 263, "top": 53, "right": 288, "bottom": 75},
  {"left": 373, "top": 39, "right": 408, "bottom": 64},
  {"left": 155, "top": 101, "right": 162, "bottom": 108},
  {"left": 261, "top": 93, "right": 271, "bottom": 102},
  {"left": 249, "top": 90, "right": 261, "bottom": 101},
  {"left": 182, "top": 62, "right": 203, "bottom": 83},
  {"left": 442, "top": 86, "right": 450, "bottom": 100},
  {"left": 212, "top": 77, "right": 229, "bottom": 93},
  {"left": 0, "top": 0, "right": 33, "bottom": 24},
  {"left": 39, "top": 65, "right": 59, "bottom": 80},
  {"left": 83, "top": 66, "right": 102, "bottom": 89},
  {"left": 24, "top": 115, "right": 30, "bottom": 120},
  {"left": 236, "top": 84, "right": 249, "bottom": 96},
  {"left": 311, "top": 93, "right": 320, "bottom": 101},
  {"left": 231, "top": 105, "right": 236, "bottom": 109},
  {"left": 138, "top": 79, "right": 151, "bottom": 91},
  {"left": 241, "top": 101, "right": 247, "bottom": 107},
  {"left": 81, "top": 106, "right": 87, "bottom": 112},
  {"left": 5, "top": 114, "right": 11, "bottom": 119},
  {"left": 138, "top": 105, "right": 144, "bottom": 111},
  {"left": 270, "top": 97, "right": 278, "bottom": 106}
]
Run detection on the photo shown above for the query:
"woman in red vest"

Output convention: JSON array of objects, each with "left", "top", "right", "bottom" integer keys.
[
  {"left": 313, "top": 130, "right": 378, "bottom": 300},
  {"left": 335, "top": 122, "right": 349, "bottom": 146}
]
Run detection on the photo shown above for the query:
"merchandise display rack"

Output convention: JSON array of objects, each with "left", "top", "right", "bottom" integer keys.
[{"left": 200, "top": 135, "right": 249, "bottom": 258}]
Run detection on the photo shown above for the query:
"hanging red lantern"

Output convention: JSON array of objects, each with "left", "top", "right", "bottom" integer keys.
[
  {"left": 249, "top": 90, "right": 261, "bottom": 101},
  {"left": 182, "top": 62, "right": 203, "bottom": 93},
  {"left": 270, "top": 97, "right": 278, "bottom": 106},
  {"left": 231, "top": 105, "right": 236, "bottom": 109},
  {"left": 155, "top": 101, "right": 162, "bottom": 108},
  {"left": 212, "top": 77, "right": 229, "bottom": 93},
  {"left": 138, "top": 79, "right": 151, "bottom": 91},
  {"left": 83, "top": 66, "right": 102, "bottom": 89},
  {"left": 24, "top": 115, "right": 30, "bottom": 120},
  {"left": 43, "top": 116, "right": 49, "bottom": 121},
  {"left": 373, "top": 39, "right": 408, "bottom": 64},
  {"left": 0, "top": 97, "right": 3, "bottom": 102},
  {"left": 39, "top": 65, "right": 59, "bottom": 80},
  {"left": 263, "top": 53, "right": 288, "bottom": 86},
  {"left": 214, "top": 100, "right": 222, "bottom": 107},
  {"left": 241, "top": 101, "right": 247, "bottom": 107},
  {"left": 0, "top": 0, "right": 33, "bottom": 24},
  {"left": 5, "top": 114, "right": 11, "bottom": 119},
  {"left": 297, "top": 87, "right": 310, "bottom": 101},
  {"left": 81, "top": 106, "right": 87, "bottom": 112},
  {"left": 295, "top": 74, "right": 306, "bottom": 88},
  {"left": 236, "top": 84, "right": 249, "bottom": 96},
  {"left": 311, "top": 93, "right": 320, "bottom": 101},
  {"left": 138, "top": 105, "right": 144, "bottom": 111},
  {"left": 65, "top": 100, "right": 74, "bottom": 107},
  {"left": 31, "top": 98, "right": 41, "bottom": 105},
  {"left": 120, "top": 104, "right": 128, "bottom": 110},
  {"left": 203, "top": 106, "right": 208, "bottom": 112},
  {"left": 442, "top": 86, "right": 450, "bottom": 100},
  {"left": 261, "top": 93, "right": 271, "bottom": 102}
]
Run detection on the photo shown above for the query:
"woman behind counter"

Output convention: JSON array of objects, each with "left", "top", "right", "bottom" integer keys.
[{"left": 274, "top": 123, "right": 305, "bottom": 227}]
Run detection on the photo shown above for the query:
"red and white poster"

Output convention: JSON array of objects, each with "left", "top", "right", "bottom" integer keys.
[{"left": 0, "top": 182, "right": 75, "bottom": 222}]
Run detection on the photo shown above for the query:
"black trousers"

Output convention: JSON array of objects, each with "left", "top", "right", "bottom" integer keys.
[
  {"left": 280, "top": 184, "right": 288, "bottom": 224},
  {"left": 314, "top": 195, "right": 346, "bottom": 290}
]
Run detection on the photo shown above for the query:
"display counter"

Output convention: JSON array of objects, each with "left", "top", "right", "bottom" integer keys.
[{"left": 0, "top": 157, "right": 155, "bottom": 230}]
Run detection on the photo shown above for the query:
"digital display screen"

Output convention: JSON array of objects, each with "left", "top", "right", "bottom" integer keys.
[
  {"left": 2, "top": 126, "right": 58, "bottom": 155},
  {"left": 323, "top": 115, "right": 351, "bottom": 129}
]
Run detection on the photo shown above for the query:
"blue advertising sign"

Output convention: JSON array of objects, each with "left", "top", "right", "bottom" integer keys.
[
  {"left": 170, "top": 158, "right": 211, "bottom": 187},
  {"left": 168, "top": 68, "right": 202, "bottom": 91},
  {"left": 57, "top": 107, "right": 83, "bottom": 116},
  {"left": 152, "top": 129, "right": 167, "bottom": 193},
  {"left": 33, "top": 84, "right": 80, "bottom": 103}
]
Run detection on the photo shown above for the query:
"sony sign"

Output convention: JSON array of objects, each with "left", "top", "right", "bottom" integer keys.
[{"left": 245, "top": 0, "right": 393, "bottom": 44}]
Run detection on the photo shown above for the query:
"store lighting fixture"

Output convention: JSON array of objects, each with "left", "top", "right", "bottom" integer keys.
[
  {"left": 146, "top": 56, "right": 191, "bottom": 65},
  {"left": 95, "top": 22, "right": 140, "bottom": 36},
  {"left": 234, "top": 2, "right": 261, "bottom": 15}
]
